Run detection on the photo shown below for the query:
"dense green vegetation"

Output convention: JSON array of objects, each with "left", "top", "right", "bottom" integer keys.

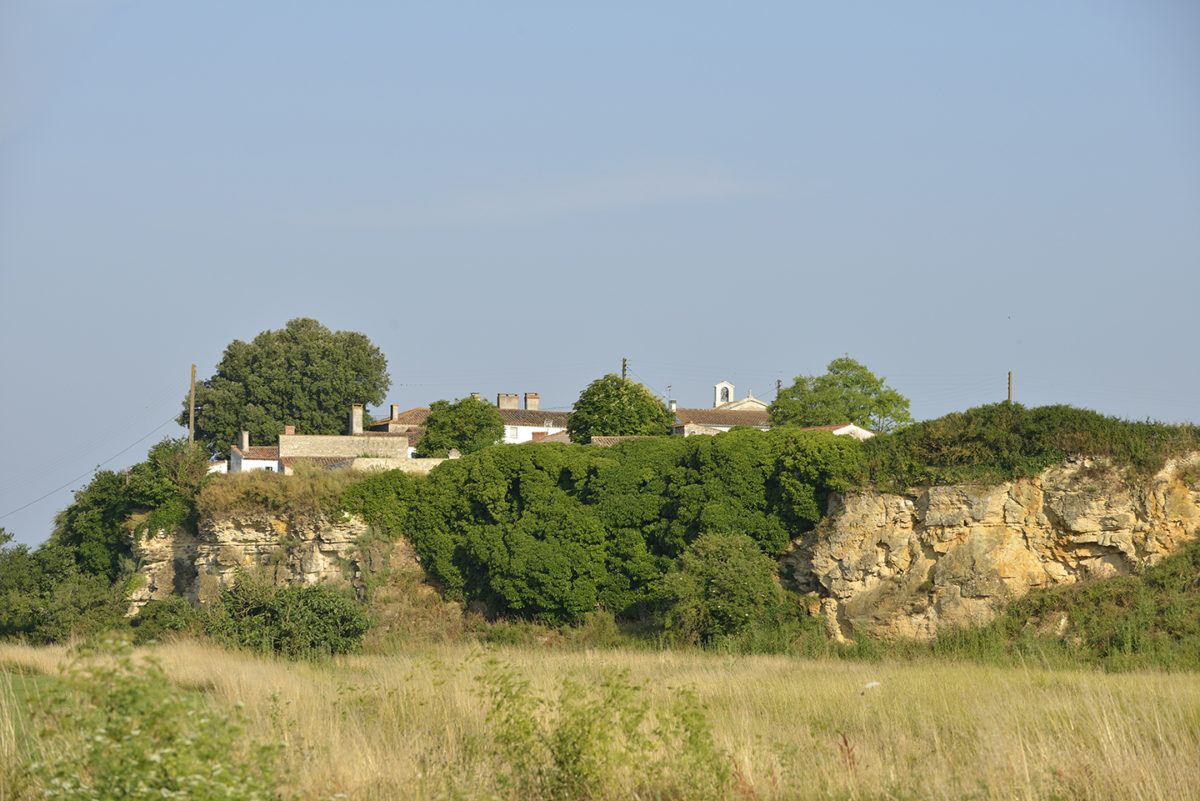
[
  {"left": 343, "top": 428, "right": 864, "bottom": 625},
  {"left": 864, "top": 401, "right": 1200, "bottom": 489}
]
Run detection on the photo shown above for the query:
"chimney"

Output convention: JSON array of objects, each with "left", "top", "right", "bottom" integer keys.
[
  {"left": 497, "top": 393, "right": 518, "bottom": 410},
  {"left": 390, "top": 404, "right": 400, "bottom": 420},
  {"left": 471, "top": 392, "right": 481, "bottom": 401},
  {"left": 350, "top": 404, "right": 364, "bottom": 435},
  {"left": 284, "top": 425, "right": 295, "bottom": 436},
  {"left": 525, "top": 393, "right": 540, "bottom": 411},
  {"left": 669, "top": 399, "right": 677, "bottom": 413},
  {"left": 238, "top": 430, "right": 250, "bottom": 451}
]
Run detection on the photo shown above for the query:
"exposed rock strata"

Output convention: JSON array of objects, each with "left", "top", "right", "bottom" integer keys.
[
  {"left": 128, "top": 512, "right": 372, "bottom": 610},
  {"left": 784, "top": 456, "right": 1200, "bottom": 641}
]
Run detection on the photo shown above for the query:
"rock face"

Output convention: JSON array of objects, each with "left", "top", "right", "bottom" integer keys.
[
  {"left": 784, "top": 456, "right": 1200, "bottom": 641},
  {"left": 128, "top": 511, "right": 372, "bottom": 610}
]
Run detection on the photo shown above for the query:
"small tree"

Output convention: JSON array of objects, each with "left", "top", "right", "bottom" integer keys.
[
  {"left": 770, "top": 356, "right": 913, "bottom": 433},
  {"left": 181, "top": 318, "right": 391, "bottom": 458},
  {"left": 659, "top": 532, "right": 783, "bottom": 643},
  {"left": 567, "top": 374, "right": 674, "bottom": 444},
  {"left": 415, "top": 396, "right": 505, "bottom": 457}
]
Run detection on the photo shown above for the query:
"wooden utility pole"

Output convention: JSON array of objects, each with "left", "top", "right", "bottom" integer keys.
[
  {"left": 776, "top": 378, "right": 782, "bottom": 398},
  {"left": 621, "top": 357, "right": 627, "bottom": 380},
  {"left": 1007, "top": 371, "right": 1012, "bottom": 404},
  {"left": 189, "top": 363, "right": 196, "bottom": 443}
]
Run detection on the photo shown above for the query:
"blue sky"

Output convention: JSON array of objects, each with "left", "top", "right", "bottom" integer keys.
[{"left": 2, "top": 1, "right": 1198, "bottom": 546}]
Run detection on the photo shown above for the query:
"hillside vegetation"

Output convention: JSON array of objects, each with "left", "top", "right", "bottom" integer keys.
[{"left": 863, "top": 402, "right": 1200, "bottom": 489}]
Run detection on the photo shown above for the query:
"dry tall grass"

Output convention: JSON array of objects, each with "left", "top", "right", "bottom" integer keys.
[{"left": 2, "top": 640, "right": 1198, "bottom": 800}]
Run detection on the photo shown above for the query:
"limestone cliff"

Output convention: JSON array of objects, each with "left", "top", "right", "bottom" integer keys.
[
  {"left": 784, "top": 455, "right": 1200, "bottom": 641},
  {"left": 128, "top": 511, "right": 373, "bottom": 610}
]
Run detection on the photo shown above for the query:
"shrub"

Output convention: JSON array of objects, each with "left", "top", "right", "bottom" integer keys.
[
  {"left": 659, "top": 532, "right": 785, "bottom": 644},
  {"left": 207, "top": 574, "right": 369, "bottom": 658},
  {"left": 130, "top": 597, "right": 206, "bottom": 644},
  {"left": 23, "top": 637, "right": 281, "bottom": 800},
  {"left": 476, "top": 659, "right": 730, "bottom": 800},
  {"left": 196, "top": 467, "right": 363, "bottom": 519}
]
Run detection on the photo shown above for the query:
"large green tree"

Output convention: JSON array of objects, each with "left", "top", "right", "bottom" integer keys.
[
  {"left": 769, "top": 357, "right": 913, "bottom": 433},
  {"left": 567, "top": 374, "right": 675, "bottom": 444},
  {"left": 414, "top": 396, "right": 505, "bottom": 457},
  {"left": 180, "top": 318, "right": 390, "bottom": 457}
]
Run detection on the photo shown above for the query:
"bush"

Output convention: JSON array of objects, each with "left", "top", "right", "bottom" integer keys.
[
  {"left": 207, "top": 574, "right": 369, "bottom": 658},
  {"left": 130, "top": 597, "right": 206, "bottom": 644},
  {"left": 476, "top": 659, "right": 730, "bottom": 800},
  {"left": 23, "top": 637, "right": 281, "bottom": 800},
  {"left": 659, "top": 532, "right": 785, "bottom": 644},
  {"left": 197, "top": 467, "right": 363, "bottom": 519}
]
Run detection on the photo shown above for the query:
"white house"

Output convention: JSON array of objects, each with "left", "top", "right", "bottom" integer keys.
[
  {"left": 229, "top": 431, "right": 280, "bottom": 472},
  {"left": 370, "top": 393, "right": 570, "bottom": 446}
]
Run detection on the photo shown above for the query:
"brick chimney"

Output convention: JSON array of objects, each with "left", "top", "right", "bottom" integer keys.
[
  {"left": 525, "top": 393, "right": 540, "bottom": 411},
  {"left": 350, "top": 404, "right": 364, "bottom": 434},
  {"left": 238, "top": 430, "right": 250, "bottom": 451},
  {"left": 497, "top": 393, "right": 518, "bottom": 410},
  {"left": 390, "top": 404, "right": 400, "bottom": 420},
  {"left": 284, "top": 425, "right": 295, "bottom": 436}
]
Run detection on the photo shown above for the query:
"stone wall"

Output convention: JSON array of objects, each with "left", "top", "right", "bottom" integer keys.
[
  {"left": 784, "top": 454, "right": 1200, "bottom": 641},
  {"left": 278, "top": 432, "right": 408, "bottom": 459},
  {"left": 348, "top": 457, "right": 445, "bottom": 474}
]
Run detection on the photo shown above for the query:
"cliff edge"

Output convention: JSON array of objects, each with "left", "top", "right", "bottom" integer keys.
[{"left": 785, "top": 454, "right": 1200, "bottom": 641}]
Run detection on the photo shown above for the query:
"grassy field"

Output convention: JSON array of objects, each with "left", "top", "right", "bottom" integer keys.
[{"left": 2, "top": 639, "right": 1198, "bottom": 801}]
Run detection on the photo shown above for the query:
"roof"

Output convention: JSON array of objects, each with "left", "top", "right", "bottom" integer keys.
[
  {"left": 279, "top": 456, "right": 356, "bottom": 470},
  {"left": 590, "top": 435, "right": 655, "bottom": 447},
  {"left": 232, "top": 445, "right": 279, "bottom": 460},
  {"left": 371, "top": 407, "right": 430, "bottom": 427},
  {"left": 672, "top": 408, "right": 770, "bottom": 428},
  {"left": 370, "top": 406, "right": 570, "bottom": 429},
  {"left": 529, "top": 431, "right": 572, "bottom": 443},
  {"left": 498, "top": 408, "right": 571, "bottom": 427}
]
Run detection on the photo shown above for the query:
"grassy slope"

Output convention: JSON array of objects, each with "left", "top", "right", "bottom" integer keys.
[{"left": 1, "top": 640, "right": 1198, "bottom": 801}]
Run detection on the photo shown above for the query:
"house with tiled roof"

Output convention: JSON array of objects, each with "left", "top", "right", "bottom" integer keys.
[
  {"left": 670, "top": 382, "right": 771, "bottom": 435},
  {"left": 230, "top": 433, "right": 281, "bottom": 472},
  {"left": 371, "top": 393, "right": 571, "bottom": 446},
  {"left": 227, "top": 406, "right": 446, "bottom": 475}
]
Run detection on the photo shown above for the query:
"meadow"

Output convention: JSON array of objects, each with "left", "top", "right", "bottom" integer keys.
[{"left": 3, "top": 639, "right": 1198, "bottom": 801}]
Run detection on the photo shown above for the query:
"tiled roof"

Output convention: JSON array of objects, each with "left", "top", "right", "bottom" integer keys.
[
  {"left": 590, "top": 435, "right": 655, "bottom": 447},
  {"left": 529, "top": 431, "right": 573, "bottom": 444},
  {"left": 232, "top": 446, "right": 280, "bottom": 460},
  {"left": 499, "top": 409, "right": 572, "bottom": 427},
  {"left": 279, "top": 456, "right": 355, "bottom": 470},
  {"left": 373, "top": 408, "right": 430, "bottom": 426},
  {"left": 672, "top": 408, "right": 770, "bottom": 428},
  {"left": 371, "top": 407, "right": 570, "bottom": 429}
]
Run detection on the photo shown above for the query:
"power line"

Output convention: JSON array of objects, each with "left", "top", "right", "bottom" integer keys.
[{"left": 0, "top": 414, "right": 178, "bottom": 522}]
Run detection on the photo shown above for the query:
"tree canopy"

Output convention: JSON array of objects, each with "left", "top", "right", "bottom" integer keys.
[
  {"left": 180, "top": 318, "right": 390, "bottom": 458},
  {"left": 566, "top": 374, "right": 675, "bottom": 444},
  {"left": 769, "top": 357, "right": 913, "bottom": 433},
  {"left": 414, "top": 397, "right": 505, "bottom": 457}
]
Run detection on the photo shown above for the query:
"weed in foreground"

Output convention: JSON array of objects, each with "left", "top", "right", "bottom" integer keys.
[
  {"left": 21, "top": 636, "right": 283, "bottom": 801},
  {"left": 475, "top": 657, "right": 730, "bottom": 800}
]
